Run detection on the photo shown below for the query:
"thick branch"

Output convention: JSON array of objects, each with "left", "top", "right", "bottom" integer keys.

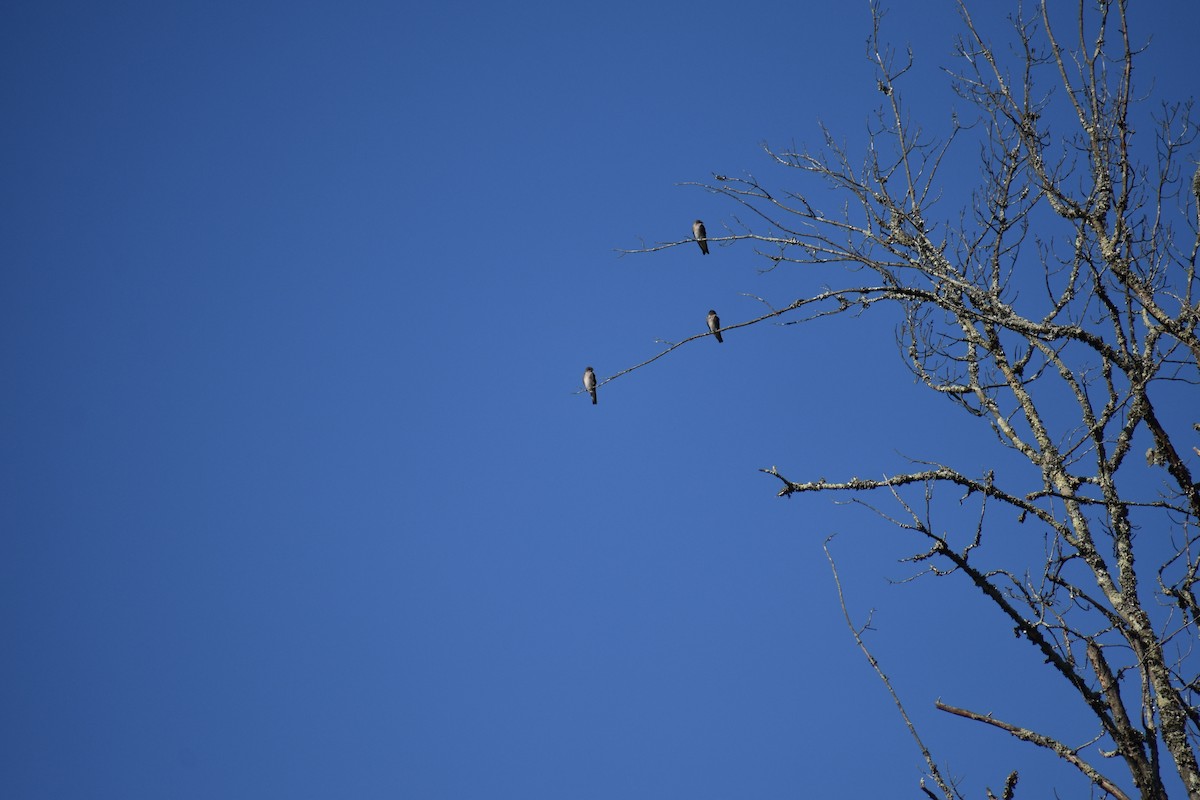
[{"left": 936, "top": 701, "right": 1130, "bottom": 800}]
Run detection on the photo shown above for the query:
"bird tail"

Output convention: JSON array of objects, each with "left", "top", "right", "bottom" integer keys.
[{"left": 715, "top": 331, "right": 723, "bottom": 343}]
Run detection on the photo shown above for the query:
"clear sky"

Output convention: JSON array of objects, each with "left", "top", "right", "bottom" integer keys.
[{"left": 3, "top": 1, "right": 1198, "bottom": 797}]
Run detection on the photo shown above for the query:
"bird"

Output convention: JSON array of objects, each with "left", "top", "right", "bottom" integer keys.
[
  {"left": 583, "top": 366, "right": 597, "bottom": 405},
  {"left": 707, "top": 309, "right": 723, "bottom": 343},
  {"left": 693, "top": 220, "right": 709, "bottom": 255}
]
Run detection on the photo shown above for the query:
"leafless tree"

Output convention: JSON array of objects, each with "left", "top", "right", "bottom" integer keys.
[{"left": 615, "top": 1, "right": 1200, "bottom": 796}]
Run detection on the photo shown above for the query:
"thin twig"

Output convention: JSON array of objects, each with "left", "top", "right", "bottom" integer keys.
[{"left": 824, "top": 535, "right": 959, "bottom": 799}]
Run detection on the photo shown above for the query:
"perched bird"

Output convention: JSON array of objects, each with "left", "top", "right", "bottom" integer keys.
[
  {"left": 693, "top": 220, "right": 709, "bottom": 255},
  {"left": 707, "top": 309, "right": 723, "bottom": 343},
  {"left": 583, "top": 366, "right": 597, "bottom": 405}
]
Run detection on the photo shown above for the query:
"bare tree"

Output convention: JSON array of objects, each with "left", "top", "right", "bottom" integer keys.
[{"left": 616, "top": 1, "right": 1200, "bottom": 796}]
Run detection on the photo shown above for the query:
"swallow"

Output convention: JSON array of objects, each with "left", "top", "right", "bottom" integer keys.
[
  {"left": 707, "top": 310, "right": 723, "bottom": 343},
  {"left": 583, "top": 366, "right": 597, "bottom": 405},
  {"left": 693, "top": 220, "right": 709, "bottom": 255}
]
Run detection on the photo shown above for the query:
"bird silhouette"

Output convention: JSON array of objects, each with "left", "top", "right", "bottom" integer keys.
[
  {"left": 707, "top": 310, "right": 723, "bottom": 343},
  {"left": 693, "top": 220, "right": 709, "bottom": 255},
  {"left": 583, "top": 366, "right": 597, "bottom": 405}
]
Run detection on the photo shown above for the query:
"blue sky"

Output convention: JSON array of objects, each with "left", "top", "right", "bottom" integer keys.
[{"left": 3, "top": 1, "right": 1199, "bottom": 797}]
